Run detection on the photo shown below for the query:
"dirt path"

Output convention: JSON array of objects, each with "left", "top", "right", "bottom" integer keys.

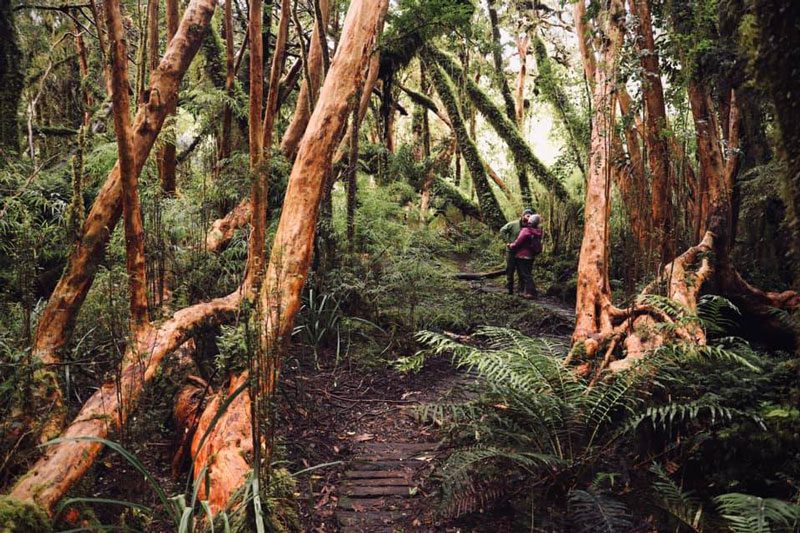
[{"left": 284, "top": 259, "right": 575, "bottom": 532}]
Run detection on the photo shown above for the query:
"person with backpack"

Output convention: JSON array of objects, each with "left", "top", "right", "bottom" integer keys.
[
  {"left": 500, "top": 208, "right": 533, "bottom": 295},
  {"left": 507, "top": 213, "right": 543, "bottom": 299}
]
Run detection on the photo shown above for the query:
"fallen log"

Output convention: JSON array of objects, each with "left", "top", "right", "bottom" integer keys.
[{"left": 454, "top": 268, "right": 506, "bottom": 280}]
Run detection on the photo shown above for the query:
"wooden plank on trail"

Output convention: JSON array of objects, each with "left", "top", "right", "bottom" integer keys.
[
  {"left": 338, "top": 496, "right": 388, "bottom": 510},
  {"left": 454, "top": 268, "right": 506, "bottom": 280},
  {"left": 344, "top": 469, "right": 412, "bottom": 479},
  {"left": 342, "top": 484, "right": 413, "bottom": 496},
  {"left": 343, "top": 477, "right": 411, "bottom": 487}
]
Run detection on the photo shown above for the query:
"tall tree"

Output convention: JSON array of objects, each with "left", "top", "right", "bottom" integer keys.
[
  {"left": 571, "top": 0, "right": 625, "bottom": 363},
  {"left": 629, "top": 0, "right": 674, "bottom": 263},
  {"left": 105, "top": 0, "right": 150, "bottom": 338},
  {"left": 191, "top": 0, "right": 390, "bottom": 513}
]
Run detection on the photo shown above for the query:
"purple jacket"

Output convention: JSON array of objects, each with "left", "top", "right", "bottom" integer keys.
[{"left": 509, "top": 226, "right": 543, "bottom": 259}]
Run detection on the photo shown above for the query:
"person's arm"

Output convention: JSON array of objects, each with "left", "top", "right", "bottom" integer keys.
[
  {"left": 508, "top": 226, "right": 531, "bottom": 251},
  {"left": 500, "top": 221, "right": 513, "bottom": 242}
]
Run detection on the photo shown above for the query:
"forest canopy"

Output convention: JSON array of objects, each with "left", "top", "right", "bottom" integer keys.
[{"left": 0, "top": 0, "right": 799, "bottom": 530}]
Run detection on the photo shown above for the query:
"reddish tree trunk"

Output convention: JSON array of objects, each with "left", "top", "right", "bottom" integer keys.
[
  {"left": 28, "top": 0, "right": 216, "bottom": 443},
  {"left": 191, "top": 0, "right": 389, "bottom": 512},
  {"left": 571, "top": 0, "right": 625, "bottom": 360},
  {"left": 279, "top": 0, "right": 330, "bottom": 159},
  {"left": 245, "top": 0, "right": 265, "bottom": 285},
  {"left": 105, "top": 0, "right": 150, "bottom": 337},
  {"left": 158, "top": 0, "right": 180, "bottom": 194},
  {"left": 629, "top": 0, "right": 674, "bottom": 263}
]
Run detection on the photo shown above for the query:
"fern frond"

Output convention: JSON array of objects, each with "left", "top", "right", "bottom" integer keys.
[
  {"left": 714, "top": 493, "right": 800, "bottom": 533},
  {"left": 567, "top": 489, "right": 633, "bottom": 533},
  {"left": 625, "top": 399, "right": 739, "bottom": 434},
  {"left": 649, "top": 463, "right": 705, "bottom": 532},
  {"left": 697, "top": 295, "right": 741, "bottom": 335}
]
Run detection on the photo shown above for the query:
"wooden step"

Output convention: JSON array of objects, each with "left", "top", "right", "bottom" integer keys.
[
  {"left": 342, "top": 484, "right": 413, "bottom": 497},
  {"left": 343, "top": 477, "right": 410, "bottom": 487},
  {"left": 344, "top": 469, "right": 412, "bottom": 479}
]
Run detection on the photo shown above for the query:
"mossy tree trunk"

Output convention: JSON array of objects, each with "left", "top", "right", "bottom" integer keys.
[
  {"left": 157, "top": 0, "right": 180, "bottom": 194},
  {"left": 755, "top": 0, "right": 800, "bottom": 284},
  {"left": 487, "top": 0, "right": 532, "bottom": 206},
  {"left": 532, "top": 35, "right": 588, "bottom": 179},
  {"left": 424, "top": 55, "right": 506, "bottom": 230},
  {"left": 0, "top": 0, "right": 24, "bottom": 157},
  {"left": 426, "top": 45, "right": 569, "bottom": 202}
]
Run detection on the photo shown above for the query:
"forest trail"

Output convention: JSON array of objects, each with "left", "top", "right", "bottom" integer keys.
[{"left": 319, "top": 260, "right": 575, "bottom": 531}]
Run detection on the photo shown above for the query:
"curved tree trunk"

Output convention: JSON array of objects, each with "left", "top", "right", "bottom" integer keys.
[
  {"left": 279, "top": 0, "right": 330, "bottom": 159},
  {"left": 190, "top": 0, "right": 389, "bottom": 513},
  {"left": 10, "top": 292, "right": 241, "bottom": 515},
  {"left": 28, "top": 0, "right": 217, "bottom": 444},
  {"left": 427, "top": 45, "right": 569, "bottom": 202}
]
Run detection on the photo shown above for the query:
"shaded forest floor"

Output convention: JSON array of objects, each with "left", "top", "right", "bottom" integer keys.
[
  {"left": 43, "top": 253, "right": 575, "bottom": 531},
  {"left": 281, "top": 261, "right": 575, "bottom": 532}
]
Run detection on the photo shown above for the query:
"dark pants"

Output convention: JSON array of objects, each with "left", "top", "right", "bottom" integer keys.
[
  {"left": 506, "top": 250, "right": 518, "bottom": 293},
  {"left": 513, "top": 256, "right": 536, "bottom": 296}
]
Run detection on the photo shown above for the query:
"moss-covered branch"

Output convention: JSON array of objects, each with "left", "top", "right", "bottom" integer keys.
[
  {"left": 432, "top": 176, "right": 482, "bottom": 220},
  {"left": 425, "top": 56, "right": 506, "bottom": 230},
  {"left": 426, "top": 45, "right": 569, "bottom": 201}
]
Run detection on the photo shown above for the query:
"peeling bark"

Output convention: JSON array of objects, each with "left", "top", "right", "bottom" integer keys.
[
  {"left": 105, "top": 0, "right": 151, "bottom": 338},
  {"left": 629, "top": 0, "right": 673, "bottom": 263}
]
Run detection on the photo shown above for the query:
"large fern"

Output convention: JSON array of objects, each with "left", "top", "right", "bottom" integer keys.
[
  {"left": 414, "top": 324, "right": 767, "bottom": 527},
  {"left": 567, "top": 489, "right": 633, "bottom": 533},
  {"left": 714, "top": 493, "right": 800, "bottom": 533}
]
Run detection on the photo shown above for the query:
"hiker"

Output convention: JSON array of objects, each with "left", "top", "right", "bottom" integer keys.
[
  {"left": 500, "top": 209, "right": 533, "bottom": 295},
  {"left": 507, "top": 213, "right": 543, "bottom": 299}
]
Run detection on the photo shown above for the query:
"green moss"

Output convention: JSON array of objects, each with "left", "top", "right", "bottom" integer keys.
[
  {"left": 424, "top": 56, "right": 506, "bottom": 230},
  {"left": 0, "top": 497, "right": 52, "bottom": 533},
  {"left": 0, "top": 0, "right": 24, "bottom": 155},
  {"left": 432, "top": 176, "right": 481, "bottom": 219},
  {"left": 426, "top": 46, "right": 570, "bottom": 202}
]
